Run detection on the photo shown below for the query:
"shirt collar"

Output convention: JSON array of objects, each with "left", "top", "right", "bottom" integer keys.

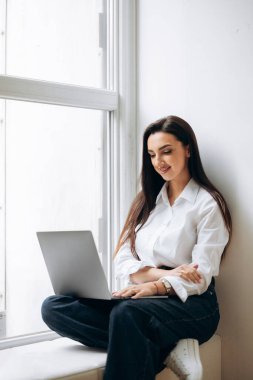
[{"left": 155, "top": 178, "right": 200, "bottom": 205}]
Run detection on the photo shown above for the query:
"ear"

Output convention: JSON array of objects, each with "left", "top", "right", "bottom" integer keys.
[{"left": 186, "top": 145, "right": 191, "bottom": 158}]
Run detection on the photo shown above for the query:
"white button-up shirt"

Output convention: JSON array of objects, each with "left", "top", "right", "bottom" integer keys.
[{"left": 114, "top": 178, "right": 229, "bottom": 302}]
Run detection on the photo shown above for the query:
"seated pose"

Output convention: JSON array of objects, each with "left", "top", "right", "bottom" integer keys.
[{"left": 41, "top": 115, "right": 232, "bottom": 380}]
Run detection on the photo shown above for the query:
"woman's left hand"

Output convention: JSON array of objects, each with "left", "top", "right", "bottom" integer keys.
[{"left": 113, "top": 282, "right": 159, "bottom": 299}]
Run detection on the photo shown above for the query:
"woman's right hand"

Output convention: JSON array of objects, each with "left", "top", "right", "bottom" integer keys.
[{"left": 168, "top": 263, "right": 202, "bottom": 283}]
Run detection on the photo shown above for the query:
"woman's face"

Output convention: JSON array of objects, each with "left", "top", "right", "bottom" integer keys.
[{"left": 147, "top": 132, "right": 190, "bottom": 182}]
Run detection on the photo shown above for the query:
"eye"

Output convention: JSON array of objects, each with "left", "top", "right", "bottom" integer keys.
[{"left": 163, "top": 150, "right": 172, "bottom": 154}]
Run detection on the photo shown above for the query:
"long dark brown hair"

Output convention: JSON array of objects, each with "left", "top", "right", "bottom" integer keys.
[{"left": 114, "top": 115, "right": 232, "bottom": 258}]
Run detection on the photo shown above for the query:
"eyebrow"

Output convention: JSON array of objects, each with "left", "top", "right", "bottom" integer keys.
[{"left": 147, "top": 144, "right": 172, "bottom": 153}]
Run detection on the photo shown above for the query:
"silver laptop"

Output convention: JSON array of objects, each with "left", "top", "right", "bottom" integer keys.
[
  {"left": 37, "top": 230, "right": 115, "bottom": 300},
  {"left": 37, "top": 230, "right": 167, "bottom": 300}
]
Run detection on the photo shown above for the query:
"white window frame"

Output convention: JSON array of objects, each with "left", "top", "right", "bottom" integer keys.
[{"left": 0, "top": 0, "right": 137, "bottom": 349}]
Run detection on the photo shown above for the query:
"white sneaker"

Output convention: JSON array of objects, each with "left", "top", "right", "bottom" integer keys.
[{"left": 164, "top": 339, "right": 203, "bottom": 380}]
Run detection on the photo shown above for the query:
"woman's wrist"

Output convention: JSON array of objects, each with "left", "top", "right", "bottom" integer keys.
[
  {"left": 130, "top": 267, "right": 172, "bottom": 284},
  {"left": 153, "top": 281, "right": 167, "bottom": 295}
]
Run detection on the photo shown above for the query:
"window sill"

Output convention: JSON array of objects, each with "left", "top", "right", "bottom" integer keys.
[
  {"left": 0, "top": 337, "right": 107, "bottom": 380},
  {"left": 0, "top": 335, "right": 221, "bottom": 380}
]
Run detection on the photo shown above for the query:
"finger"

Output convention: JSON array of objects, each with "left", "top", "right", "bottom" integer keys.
[
  {"left": 114, "top": 287, "right": 136, "bottom": 297},
  {"left": 131, "top": 294, "right": 141, "bottom": 299},
  {"left": 113, "top": 285, "right": 132, "bottom": 293},
  {"left": 187, "top": 263, "right": 199, "bottom": 270},
  {"left": 194, "top": 271, "right": 202, "bottom": 282},
  {"left": 191, "top": 272, "right": 200, "bottom": 283},
  {"left": 113, "top": 289, "right": 128, "bottom": 296},
  {"left": 185, "top": 270, "right": 200, "bottom": 282},
  {"left": 123, "top": 289, "right": 138, "bottom": 297},
  {"left": 180, "top": 270, "right": 198, "bottom": 283},
  {"left": 191, "top": 273, "right": 201, "bottom": 283},
  {"left": 180, "top": 271, "right": 192, "bottom": 282},
  {"left": 187, "top": 269, "right": 201, "bottom": 282},
  {"left": 186, "top": 266, "right": 202, "bottom": 277},
  {"left": 191, "top": 268, "right": 202, "bottom": 281},
  {"left": 181, "top": 270, "right": 202, "bottom": 283},
  {"left": 131, "top": 290, "right": 145, "bottom": 299}
]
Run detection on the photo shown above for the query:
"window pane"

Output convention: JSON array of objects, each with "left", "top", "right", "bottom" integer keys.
[
  {"left": 0, "top": 100, "right": 5, "bottom": 316},
  {"left": 5, "top": 100, "right": 104, "bottom": 337},
  {"left": 6, "top": 0, "right": 106, "bottom": 88}
]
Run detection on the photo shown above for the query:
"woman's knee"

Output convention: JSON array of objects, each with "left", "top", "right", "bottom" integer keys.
[{"left": 41, "top": 295, "right": 63, "bottom": 325}]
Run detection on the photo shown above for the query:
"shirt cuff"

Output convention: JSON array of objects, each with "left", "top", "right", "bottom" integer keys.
[
  {"left": 161, "top": 276, "right": 189, "bottom": 302},
  {"left": 162, "top": 275, "right": 209, "bottom": 302},
  {"left": 115, "top": 260, "right": 156, "bottom": 283}
]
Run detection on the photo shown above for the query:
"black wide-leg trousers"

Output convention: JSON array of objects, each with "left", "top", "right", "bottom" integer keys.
[{"left": 41, "top": 282, "right": 219, "bottom": 380}]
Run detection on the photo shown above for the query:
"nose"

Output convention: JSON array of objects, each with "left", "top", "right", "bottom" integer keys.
[{"left": 155, "top": 156, "right": 165, "bottom": 168}]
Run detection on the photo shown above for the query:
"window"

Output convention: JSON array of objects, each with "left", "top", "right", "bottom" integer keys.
[
  {"left": 5, "top": 100, "right": 104, "bottom": 337},
  {"left": 0, "top": 0, "right": 125, "bottom": 345},
  {"left": 5, "top": 0, "right": 106, "bottom": 88}
]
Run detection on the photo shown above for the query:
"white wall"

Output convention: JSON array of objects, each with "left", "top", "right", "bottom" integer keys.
[{"left": 137, "top": 1, "right": 253, "bottom": 379}]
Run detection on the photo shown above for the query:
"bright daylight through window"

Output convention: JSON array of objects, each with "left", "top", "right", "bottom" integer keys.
[{"left": 0, "top": 0, "right": 118, "bottom": 342}]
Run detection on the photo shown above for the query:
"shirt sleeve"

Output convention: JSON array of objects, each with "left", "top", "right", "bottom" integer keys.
[
  {"left": 162, "top": 199, "right": 229, "bottom": 302},
  {"left": 114, "top": 240, "right": 156, "bottom": 282}
]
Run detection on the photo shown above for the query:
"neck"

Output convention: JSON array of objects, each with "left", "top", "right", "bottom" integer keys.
[{"left": 167, "top": 173, "right": 191, "bottom": 203}]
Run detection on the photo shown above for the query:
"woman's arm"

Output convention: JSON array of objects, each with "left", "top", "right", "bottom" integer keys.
[
  {"left": 114, "top": 241, "right": 157, "bottom": 282},
  {"left": 113, "top": 264, "right": 202, "bottom": 299},
  {"left": 161, "top": 201, "right": 229, "bottom": 302},
  {"left": 114, "top": 239, "right": 202, "bottom": 285},
  {"left": 130, "top": 264, "right": 202, "bottom": 284}
]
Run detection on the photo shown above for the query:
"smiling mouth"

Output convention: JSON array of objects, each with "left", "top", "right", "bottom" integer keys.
[{"left": 159, "top": 167, "right": 171, "bottom": 174}]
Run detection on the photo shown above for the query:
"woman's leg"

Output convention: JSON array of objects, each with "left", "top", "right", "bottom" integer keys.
[
  {"left": 41, "top": 284, "right": 219, "bottom": 380},
  {"left": 41, "top": 295, "right": 117, "bottom": 349},
  {"left": 104, "top": 284, "right": 219, "bottom": 380}
]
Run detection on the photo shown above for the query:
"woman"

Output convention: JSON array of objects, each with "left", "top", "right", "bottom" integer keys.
[{"left": 41, "top": 115, "right": 232, "bottom": 380}]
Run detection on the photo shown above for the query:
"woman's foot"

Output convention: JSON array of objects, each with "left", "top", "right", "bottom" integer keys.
[{"left": 164, "top": 339, "right": 203, "bottom": 380}]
